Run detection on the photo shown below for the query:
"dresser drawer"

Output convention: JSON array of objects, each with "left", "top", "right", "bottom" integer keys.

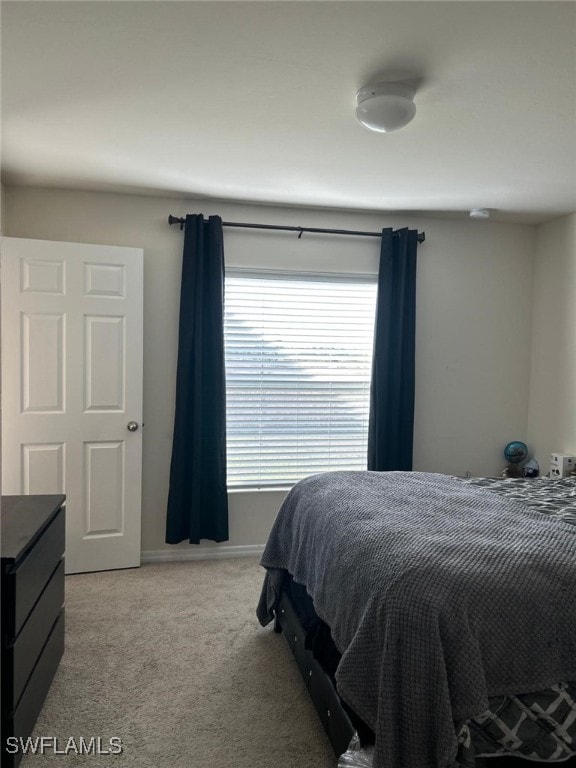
[
  {"left": 7, "top": 508, "right": 64, "bottom": 638},
  {"left": 1, "top": 495, "right": 66, "bottom": 768},
  {"left": 3, "top": 560, "right": 65, "bottom": 710},
  {"left": 9, "top": 611, "right": 65, "bottom": 763}
]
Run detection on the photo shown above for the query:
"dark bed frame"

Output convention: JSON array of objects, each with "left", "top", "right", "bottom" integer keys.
[{"left": 273, "top": 589, "right": 576, "bottom": 768}]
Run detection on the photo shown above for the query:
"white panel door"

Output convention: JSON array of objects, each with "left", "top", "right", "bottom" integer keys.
[{"left": 1, "top": 237, "right": 143, "bottom": 574}]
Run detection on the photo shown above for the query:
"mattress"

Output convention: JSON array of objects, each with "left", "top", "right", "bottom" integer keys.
[{"left": 258, "top": 473, "right": 576, "bottom": 767}]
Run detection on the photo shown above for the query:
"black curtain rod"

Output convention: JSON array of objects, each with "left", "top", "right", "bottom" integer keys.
[{"left": 168, "top": 215, "right": 425, "bottom": 243}]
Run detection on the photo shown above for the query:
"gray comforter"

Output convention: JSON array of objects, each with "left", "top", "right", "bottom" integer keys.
[{"left": 257, "top": 471, "right": 576, "bottom": 768}]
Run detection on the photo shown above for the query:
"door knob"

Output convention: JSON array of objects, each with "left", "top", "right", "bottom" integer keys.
[{"left": 127, "top": 421, "right": 139, "bottom": 432}]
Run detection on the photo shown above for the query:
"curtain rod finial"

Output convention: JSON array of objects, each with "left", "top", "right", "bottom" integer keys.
[
  {"left": 168, "top": 214, "right": 186, "bottom": 232},
  {"left": 168, "top": 215, "right": 185, "bottom": 230}
]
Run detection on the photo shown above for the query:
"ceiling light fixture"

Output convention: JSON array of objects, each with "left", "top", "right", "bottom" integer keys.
[
  {"left": 469, "top": 208, "right": 491, "bottom": 219},
  {"left": 355, "top": 82, "right": 416, "bottom": 133}
]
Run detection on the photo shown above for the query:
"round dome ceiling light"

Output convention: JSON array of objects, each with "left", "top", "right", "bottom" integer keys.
[{"left": 355, "top": 82, "right": 416, "bottom": 133}]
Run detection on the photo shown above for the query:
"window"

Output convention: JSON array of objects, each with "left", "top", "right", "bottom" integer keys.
[{"left": 224, "top": 272, "right": 377, "bottom": 488}]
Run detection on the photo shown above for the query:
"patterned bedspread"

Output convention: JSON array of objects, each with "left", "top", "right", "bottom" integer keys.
[
  {"left": 463, "top": 475, "right": 576, "bottom": 525},
  {"left": 457, "top": 476, "right": 576, "bottom": 764}
]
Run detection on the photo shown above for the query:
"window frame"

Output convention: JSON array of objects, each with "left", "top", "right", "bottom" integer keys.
[{"left": 223, "top": 267, "right": 378, "bottom": 491}]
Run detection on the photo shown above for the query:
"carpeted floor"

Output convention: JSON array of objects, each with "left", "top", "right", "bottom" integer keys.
[{"left": 22, "top": 559, "right": 336, "bottom": 767}]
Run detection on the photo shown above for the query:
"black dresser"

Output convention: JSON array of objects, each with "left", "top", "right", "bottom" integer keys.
[{"left": 1, "top": 495, "right": 66, "bottom": 767}]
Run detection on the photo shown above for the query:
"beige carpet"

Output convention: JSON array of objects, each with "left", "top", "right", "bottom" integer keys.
[{"left": 22, "top": 559, "right": 336, "bottom": 767}]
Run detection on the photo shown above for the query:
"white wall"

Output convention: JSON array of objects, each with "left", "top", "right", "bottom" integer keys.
[
  {"left": 0, "top": 184, "right": 4, "bottom": 234},
  {"left": 4, "top": 186, "right": 536, "bottom": 555},
  {"left": 527, "top": 214, "right": 576, "bottom": 468}
]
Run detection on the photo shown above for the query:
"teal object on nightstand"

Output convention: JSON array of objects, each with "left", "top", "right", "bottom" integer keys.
[{"left": 504, "top": 441, "right": 528, "bottom": 464}]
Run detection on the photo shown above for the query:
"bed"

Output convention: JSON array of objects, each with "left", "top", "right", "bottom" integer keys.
[{"left": 257, "top": 472, "right": 576, "bottom": 768}]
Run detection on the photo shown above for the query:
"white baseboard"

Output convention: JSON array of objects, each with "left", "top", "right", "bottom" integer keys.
[{"left": 141, "top": 544, "right": 265, "bottom": 564}]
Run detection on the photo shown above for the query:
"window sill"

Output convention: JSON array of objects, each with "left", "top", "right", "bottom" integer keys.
[{"left": 227, "top": 486, "right": 293, "bottom": 494}]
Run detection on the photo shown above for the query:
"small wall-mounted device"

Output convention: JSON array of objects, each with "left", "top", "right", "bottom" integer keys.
[{"left": 550, "top": 453, "right": 576, "bottom": 478}]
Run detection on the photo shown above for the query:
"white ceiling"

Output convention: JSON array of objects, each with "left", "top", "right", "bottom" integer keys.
[{"left": 2, "top": 1, "right": 576, "bottom": 223}]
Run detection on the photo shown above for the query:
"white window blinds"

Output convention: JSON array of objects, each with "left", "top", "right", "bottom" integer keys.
[{"left": 224, "top": 272, "right": 377, "bottom": 488}]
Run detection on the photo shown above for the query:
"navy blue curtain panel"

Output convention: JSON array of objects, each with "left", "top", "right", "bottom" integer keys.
[
  {"left": 368, "top": 228, "right": 418, "bottom": 471},
  {"left": 166, "top": 214, "right": 229, "bottom": 544}
]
